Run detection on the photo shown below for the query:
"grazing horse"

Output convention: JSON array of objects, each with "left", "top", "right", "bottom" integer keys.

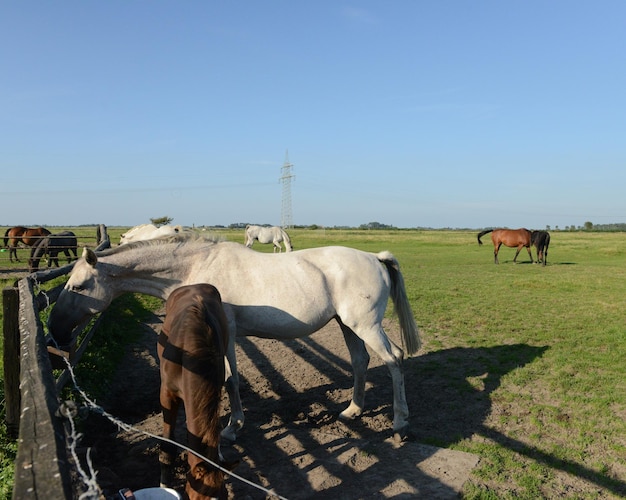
[
  {"left": 119, "top": 223, "right": 183, "bottom": 244},
  {"left": 477, "top": 228, "right": 533, "bottom": 264},
  {"left": 48, "top": 234, "right": 420, "bottom": 442},
  {"left": 28, "top": 231, "right": 78, "bottom": 273},
  {"left": 159, "top": 284, "right": 234, "bottom": 499},
  {"left": 3, "top": 226, "right": 51, "bottom": 262},
  {"left": 245, "top": 225, "right": 292, "bottom": 252},
  {"left": 531, "top": 230, "right": 551, "bottom": 266}
]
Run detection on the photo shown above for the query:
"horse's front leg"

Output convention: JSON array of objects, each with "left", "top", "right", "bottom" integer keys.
[
  {"left": 221, "top": 313, "right": 244, "bottom": 443},
  {"left": 159, "top": 393, "right": 179, "bottom": 488},
  {"left": 525, "top": 245, "right": 533, "bottom": 263}
]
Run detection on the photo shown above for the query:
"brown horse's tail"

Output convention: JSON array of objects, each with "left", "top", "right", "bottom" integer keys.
[
  {"left": 477, "top": 229, "right": 493, "bottom": 245},
  {"left": 377, "top": 251, "right": 421, "bottom": 356},
  {"left": 3, "top": 228, "right": 9, "bottom": 247}
]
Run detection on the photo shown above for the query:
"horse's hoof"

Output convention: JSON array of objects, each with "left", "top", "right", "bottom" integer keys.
[
  {"left": 220, "top": 420, "right": 243, "bottom": 444},
  {"left": 393, "top": 425, "right": 415, "bottom": 443},
  {"left": 339, "top": 402, "right": 363, "bottom": 421}
]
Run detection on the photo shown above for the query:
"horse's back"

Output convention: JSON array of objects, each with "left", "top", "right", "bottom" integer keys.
[
  {"left": 163, "top": 283, "right": 228, "bottom": 354},
  {"left": 493, "top": 228, "right": 531, "bottom": 245}
]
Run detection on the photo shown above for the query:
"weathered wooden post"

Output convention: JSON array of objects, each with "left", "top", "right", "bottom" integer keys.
[
  {"left": 13, "top": 278, "right": 73, "bottom": 498},
  {"left": 2, "top": 286, "right": 20, "bottom": 437}
]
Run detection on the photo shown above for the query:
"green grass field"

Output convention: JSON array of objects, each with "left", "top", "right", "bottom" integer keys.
[{"left": 1, "top": 228, "right": 625, "bottom": 498}]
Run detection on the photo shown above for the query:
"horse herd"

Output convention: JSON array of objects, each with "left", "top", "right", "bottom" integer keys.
[
  {"left": 2, "top": 226, "right": 78, "bottom": 273},
  {"left": 4, "top": 223, "right": 549, "bottom": 497},
  {"left": 477, "top": 227, "right": 551, "bottom": 266}
]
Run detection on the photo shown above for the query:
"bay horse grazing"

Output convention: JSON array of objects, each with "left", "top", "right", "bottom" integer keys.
[
  {"left": 245, "top": 225, "right": 293, "bottom": 252},
  {"left": 531, "top": 230, "right": 551, "bottom": 266},
  {"left": 28, "top": 231, "right": 78, "bottom": 273},
  {"left": 477, "top": 228, "right": 533, "bottom": 264},
  {"left": 48, "top": 234, "right": 420, "bottom": 442},
  {"left": 159, "top": 284, "right": 234, "bottom": 499},
  {"left": 3, "top": 226, "right": 51, "bottom": 262}
]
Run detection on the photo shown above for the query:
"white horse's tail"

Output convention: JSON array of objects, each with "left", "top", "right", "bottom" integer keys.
[
  {"left": 244, "top": 225, "right": 254, "bottom": 247},
  {"left": 280, "top": 228, "right": 292, "bottom": 251},
  {"left": 377, "top": 251, "right": 421, "bottom": 355}
]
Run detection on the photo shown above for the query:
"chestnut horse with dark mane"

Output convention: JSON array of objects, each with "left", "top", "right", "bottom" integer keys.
[
  {"left": 3, "top": 226, "right": 51, "bottom": 262},
  {"left": 477, "top": 228, "right": 533, "bottom": 264},
  {"left": 158, "top": 283, "right": 235, "bottom": 499}
]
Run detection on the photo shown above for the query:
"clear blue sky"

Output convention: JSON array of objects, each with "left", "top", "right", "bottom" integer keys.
[{"left": 2, "top": 2, "right": 625, "bottom": 229}]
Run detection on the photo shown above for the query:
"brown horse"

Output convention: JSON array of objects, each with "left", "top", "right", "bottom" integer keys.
[
  {"left": 158, "top": 284, "right": 235, "bottom": 500},
  {"left": 531, "top": 230, "right": 551, "bottom": 266},
  {"left": 477, "top": 228, "right": 533, "bottom": 264},
  {"left": 3, "top": 226, "right": 51, "bottom": 262}
]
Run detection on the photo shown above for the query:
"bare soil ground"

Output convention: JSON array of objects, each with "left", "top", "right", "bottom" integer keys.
[{"left": 82, "top": 310, "right": 480, "bottom": 499}]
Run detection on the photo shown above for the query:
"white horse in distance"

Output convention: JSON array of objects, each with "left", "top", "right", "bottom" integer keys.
[
  {"left": 245, "top": 225, "right": 292, "bottom": 252},
  {"left": 120, "top": 224, "right": 183, "bottom": 245}
]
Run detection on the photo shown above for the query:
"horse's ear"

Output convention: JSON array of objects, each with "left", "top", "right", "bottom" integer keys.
[{"left": 82, "top": 247, "right": 98, "bottom": 267}]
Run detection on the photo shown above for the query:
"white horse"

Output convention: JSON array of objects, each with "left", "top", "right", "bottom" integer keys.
[
  {"left": 48, "top": 235, "right": 420, "bottom": 442},
  {"left": 119, "top": 224, "right": 183, "bottom": 245},
  {"left": 244, "top": 225, "right": 292, "bottom": 252}
]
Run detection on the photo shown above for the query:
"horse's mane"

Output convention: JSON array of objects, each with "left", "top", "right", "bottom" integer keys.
[{"left": 96, "top": 232, "right": 226, "bottom": 256}]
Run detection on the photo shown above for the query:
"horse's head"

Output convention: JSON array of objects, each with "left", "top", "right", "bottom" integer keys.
[
  {"left": 48, "top": 247, "right": 116, "bottom": 347},
  {"left": 185, "top": 458, "right": 238, "bottom": 500},
  {"left": 27, "top": 258, "right": 38, "bottom": 274}
]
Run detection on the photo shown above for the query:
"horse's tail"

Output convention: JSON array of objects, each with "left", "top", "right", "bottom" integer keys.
[
  {"left": 377, "top": 251, "right": 421, "bottom": 356},
  {"left": 477, "top": 229, "right": 493, "bottom": 245},
  {"left": 3, "top": 228, "right": 9, "bottom": 247},
  {"left": 280, "top": 228, "right": 292, "bottom": 251}
]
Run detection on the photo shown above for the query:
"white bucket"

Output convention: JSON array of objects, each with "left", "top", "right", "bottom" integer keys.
[{"left": 132, "top": 487, "right": 181, "bottom": 500}]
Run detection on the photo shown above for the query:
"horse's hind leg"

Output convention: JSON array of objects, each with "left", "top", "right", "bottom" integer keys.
[
  {"left": 337, "top": 320, "right": 370, "bottom": 421},
  {"left": 494, "top": 243, "right": 501, "bottom": 264},
  {"left": 340, "top": 319, "right": 410, "bottom": 435},
  {"left": 9, "top": 245, "right": 18, "bottom": 263},
  {"left": 513, "top": 246, "right": 523, "bottom": 263}
]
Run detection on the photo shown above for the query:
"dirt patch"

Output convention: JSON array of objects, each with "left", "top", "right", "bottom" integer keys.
[{"left": 81, "top": 311, "right": 480, "bottom": 499}]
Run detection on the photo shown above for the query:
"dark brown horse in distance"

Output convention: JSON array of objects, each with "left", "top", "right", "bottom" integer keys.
[
  {"left": 158, "top": 283, "right": 236, "bottom": 499},
  {"left": 3, "top": 226, "right": 51, "bottom": 262},
  {"left": 477, "top": 228, "right": 534, "bottom": 264},
  {"left": 28, "top": 231, "right": 78, "bottom": 273},
  {"left": 531, "top": 230, "right": 551, "bottom": 266}
]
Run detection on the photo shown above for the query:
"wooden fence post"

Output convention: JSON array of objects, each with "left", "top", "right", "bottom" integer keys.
[{"left": 2, "top": 286, "right": 20, "bottom": 437}]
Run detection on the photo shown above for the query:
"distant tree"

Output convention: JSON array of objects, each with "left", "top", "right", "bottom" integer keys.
[
  {"left": 359, "top": 222, "right": 395, "bottom": 230},
  {"left": 150, "top": 216, "right": 173, "bottom": 226},
  {"left": 584, "top": 221, "right": 593, "bottom": 231},
  {"left": 546, "top": 225, "right": 551, "bottom": 231}
]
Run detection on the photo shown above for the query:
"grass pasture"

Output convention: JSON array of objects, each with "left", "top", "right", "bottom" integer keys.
[{"left": 1, "top": 228, "right": 625, "bottom": 498}]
